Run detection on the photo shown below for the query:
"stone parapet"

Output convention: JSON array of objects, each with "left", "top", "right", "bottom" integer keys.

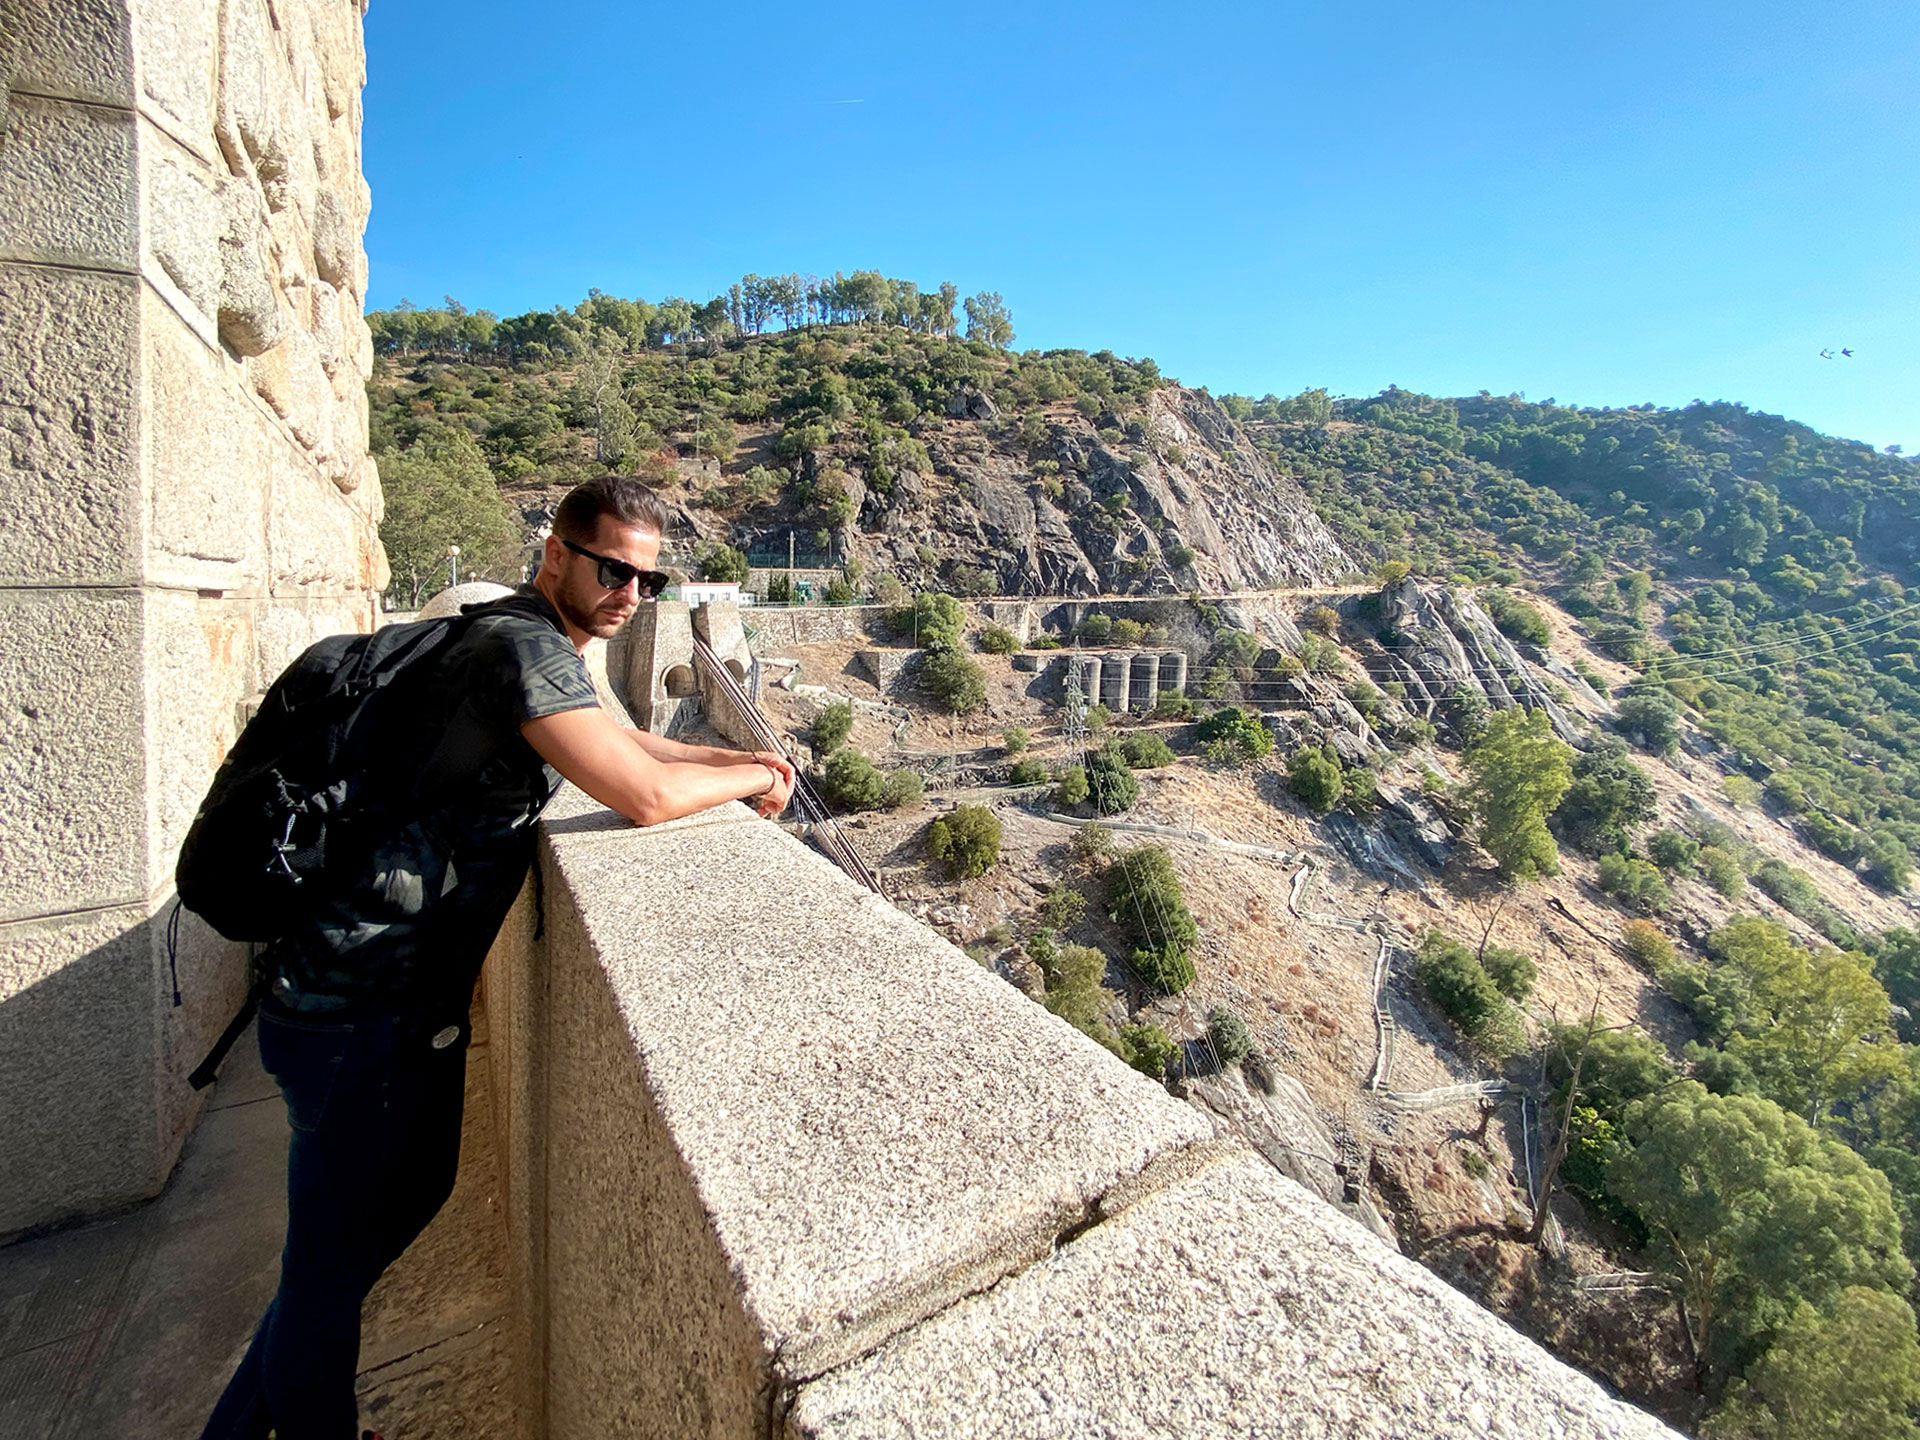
[{"left": 484, "top": 787, "right": 1679, "bottom": 1439}]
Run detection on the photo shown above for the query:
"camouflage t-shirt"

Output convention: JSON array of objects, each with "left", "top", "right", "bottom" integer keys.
[{"left": 266, "top": 587, "right": 599, "bottom": 1018}]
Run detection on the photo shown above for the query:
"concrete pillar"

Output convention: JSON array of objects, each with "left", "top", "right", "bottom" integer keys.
[
  {"left": 1130, "top": 654, "right": 1161, "bottom": 711},
  {"left": 1162, "top": 651, "right": 1189, "bottom": 695},
  {"left": 613, "top": 601, "right": 695, "bottom": 735},
  {"left": 691, "top": 600, "right": 759, "bottom": 748},
  {"left": 1070, "top": 655, "right": 1100, "bottom": 708},
  {"left": 0, "top": 0, "right": 381, "bottom": 1238},
  {"left": 1101, "top": 652, "right": 1132, "bottom": 712}
]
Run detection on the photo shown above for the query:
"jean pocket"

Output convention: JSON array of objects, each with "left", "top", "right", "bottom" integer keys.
[{"left": 259, "top": 1008, "right": 356, "bottom": 1134}]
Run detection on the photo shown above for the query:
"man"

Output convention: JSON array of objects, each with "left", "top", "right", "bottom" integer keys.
[{"left": 201, "top": 476, "right": 793, "bottom": 1440}]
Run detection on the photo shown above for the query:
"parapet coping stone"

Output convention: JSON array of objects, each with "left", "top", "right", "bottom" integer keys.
[
  {"left": 536, "top": 786, "right": 1218, "bottom": 1382},
  {"left": 788, "top": 1149, "right": 1679, "bottom": 1439}
]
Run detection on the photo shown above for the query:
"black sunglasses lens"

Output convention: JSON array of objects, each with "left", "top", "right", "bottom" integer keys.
[{"left": 594, "top": 558, "right": 636, "bottom": 590}]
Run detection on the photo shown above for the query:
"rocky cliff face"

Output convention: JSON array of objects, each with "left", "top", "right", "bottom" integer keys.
[{"left": 846, "top": 386, "right": 1353, "bottom": 597}]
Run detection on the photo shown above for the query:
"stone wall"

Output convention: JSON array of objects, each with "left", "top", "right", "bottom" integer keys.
[
  {"left": 484, "top": 786, "right": 1678, "bottom": 1439},
  {"left": 0, "top": 0, "right": 380, "bottom": 1237}
]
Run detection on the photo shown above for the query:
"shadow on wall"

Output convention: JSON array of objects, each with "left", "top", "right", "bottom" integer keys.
[{"left": 0, "top": 904, "right": 247, "bottom": 1242}]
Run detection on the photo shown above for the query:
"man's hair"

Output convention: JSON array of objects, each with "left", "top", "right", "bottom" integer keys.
[{"left": 552, "top": 475, "right": 670, "bottom": 543}]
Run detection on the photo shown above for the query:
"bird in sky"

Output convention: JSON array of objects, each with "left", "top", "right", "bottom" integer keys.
[
  {"left": 1842, "top": 348, "right": 1855, "bottom": 357},
  {"left": 1821, "top": 349, "right": 1835, "bottom": 359}
]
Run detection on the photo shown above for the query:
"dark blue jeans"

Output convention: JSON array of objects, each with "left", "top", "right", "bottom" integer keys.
[{"left": 200, "top": 1002, "right": 469, "bottom": 1440}]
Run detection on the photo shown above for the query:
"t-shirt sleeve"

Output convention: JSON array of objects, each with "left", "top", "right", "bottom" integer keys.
[{"left": 477, "top": 617, "right": 601, "bottom": 726}]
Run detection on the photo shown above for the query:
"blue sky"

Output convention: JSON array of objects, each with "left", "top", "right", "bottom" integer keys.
[{"left": 363, "top": 1, "right": 1918, "bottom": 453}]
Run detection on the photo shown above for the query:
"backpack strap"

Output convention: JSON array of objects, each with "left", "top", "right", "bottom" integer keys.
[{"left": 188, "top": 973, "right": 265, "bottom": 1090}]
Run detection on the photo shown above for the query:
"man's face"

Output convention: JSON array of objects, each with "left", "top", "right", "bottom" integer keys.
[{"left": 547, "top": 518, "right": 662, "bottom": 640}]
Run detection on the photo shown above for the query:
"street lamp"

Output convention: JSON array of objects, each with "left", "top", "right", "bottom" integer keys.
[{"left": 447, "top": 543, "right": 460, "bottom": 588}]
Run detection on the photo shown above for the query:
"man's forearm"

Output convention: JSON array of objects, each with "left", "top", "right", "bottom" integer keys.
[{"left": 626, "top": 728, "right": 770, "bottom": 766}]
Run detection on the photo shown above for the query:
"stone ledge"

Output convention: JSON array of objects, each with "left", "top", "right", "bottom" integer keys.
[
  {"left": 788, "top": 1151, "right": 1677, "bottom": 1439},
  {"left": 535, "top": 798, "right": 1216, "bottom": 1383}
]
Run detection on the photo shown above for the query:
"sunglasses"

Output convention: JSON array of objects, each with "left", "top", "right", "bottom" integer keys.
[{"left": 562, "top": 539, "right": 671, "bottom": 598}]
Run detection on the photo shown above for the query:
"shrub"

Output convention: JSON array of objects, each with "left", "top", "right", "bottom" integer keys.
[
  {"left": 1376, "top": 559, "right": 1411, "bottom": 588},
  {"left": 1764, "top": 772, "right": 1809, "bottom": 814},
  {"left": 1078, "top": 613, "right": 1113, "bottom": 643},
  {"left": 824, "top": 576, "right": 856, "bottom": 605},
  {"left": 1056, "top": 765, "right": 1090, "bottom": 807},
  {"left": 1621, "top": 919, "right": 1675, "bottom": 972},
  {"left": 1037, "top": 885, "right": 1087, "bottom": 931},
  {"left": 1208, "top": 1007, "right": 1254, "bottom": 1066},
  {"left": 928, "top": 804, "right": 1002, "bottom": 878},
  {"left": 977, "top": 625, "right": 1018, "bottom": 655},
  {"left": 1002, "top": 726, "right": 1030, "bottom": 754},
  {"left": 1615, "top": 692, "right": 1683, "bottom": 755},
  {"left": 1482, "top": 589, "right": 1551, "bottom": 646},
  {"left": 1481, "top": 945, "right": 1537, "bottom": 1002},
  {"left": 1106, "top": 846, "right": 1199, "bottom": 986},
  {"left": 1087, "top": 747, "right": 1140, "bottom": 815},
  {"left": 1008, "top": 758, "right": 1047, "bottom": 785},
  {"left": 1646, "top": 828, "right": 1700, "bottom": 874},
  {"left": 812, "top": 701, "right": 853, "bottom": 754},
  {"left": 1698, "top": 845, "right": 1746, "bottom": 900},
  {"left": 1287, "top": 746, "right": 1344, "bottom": 814},
  {"left": 921, "top": 650, "right": 986, "bottom": 713},
  {"left": 1110, "top": 618, "right": 1145, "bottom": 646},
  {"left": 1040, "top": 942, "right": 1116, "bottom": 1035},
  {"left": 1415, "top": 931, "right": 1518, "bottom": 1055},
  {"left": 881, "top": 769, "right": 922, "bottom": 809},
  {"left": 1120, "top": 732, "right": 1175, "bottom": 769},
  {"left": 1196, "top": 705, "right": 1272, "bottom": 763},
  {"left": 1166, "top": 543, "right": 1197, "bottom": 569},
  {"left": 764, "top": 573, "right": 792, "bottom": 603},
  {"left": 702, "top": 543, "right": 750, "bottom": 583},
  {"left": 1119, "top": 1021, "right": 1178, "bottom": 1078},
  {"left": 1305, "top": 604, "right": 1341, "bottom": 637},
  {"left": 1554, "top": 741, "right": 1658, "bottom": 855},
  {"left": 1863, "top": 832, "right": 1914, "bottom": 893},
  {"left": 1070, "top": 820, "right": 1113, "bottom": 862},
  {"left": 1151, "top": 690, "right": 1194, "bottom": 720},
  {"left": 1596, "top": 853, "right": 1672, "bottom": 913},
  {"left": 1723, "top": 775, "right": 1764, "bottom": 808},
  {"left": 1130, "top": 943, "right": 1197, "bottom": 993},
  {"left": 900, "top": 591, "right": 965, "bottom": 649},
  {"left": 820, "top": 747, "right": 886, "bottom": 811}
]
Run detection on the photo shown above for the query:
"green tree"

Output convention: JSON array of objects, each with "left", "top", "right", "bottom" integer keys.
[
  {"left": 812, "top": 701, "right": 853, "bottom": 753},
  {"left": 1120, "top": 732, "right": 1174, "bottom": 768},
  {"left": 1700, "top": 846, "right": 1748, "bottom": 900},
  {"left": 1610, "top": 1083, "right": 1912, "bottom": 1386},
  {"left": 977, "top": 625, "right": 1018, "bottom": 654},
  {"left": 1415, "top": 931, "right": 1520, "bottom": 1055},
  {"left": 1208, "top": 1006, "right": 1254, "bottom": 1066},
  {"left": 1464, "top": 708, "right": 1574, "bottom": 880},
  {"left": 820, "top": 747, "right": 886, "bottom": 811},
  {"left": 1597, "top": 853, "right": 1672, "bottom": 914},
  {"left": 1286, "top": 746, "right": 1343, "bottom": 814},
  {"left": 702, "top": 544, "right": 750, "bottom": 583},
  {"left": 1616, "top": 690, "right": 1684, "bottom": 756},
  {"left": 1647, "top": 828, "right": 1701, "bottom": 873},
  {"left": 921, "top": 650, "right": 986, "bottom": 713},
  {"left": 963, "top": 291, "right": 1015, "bottom": 349},
  {"left": 1481, "top": 945, "right": 1537, "bottom": 1002},
  {"left": 904, "top": 590, "right": 966, "bottom": 649},
  {"left": 1041, "top": 943, "right": 1116, "bottom": 1036},
  {"left": 1106, "top": 845, "right": 1199, "bottom": 990},
  {"left": 1196, "top": 705, "right": 1272, "bottom": 764},
  {"left": 1056, "top": 765, "right": 1090, "bottom": 808},
  {"left": 1003, "top": 726, "right": 1030, "bottom": 754},
  {"left": 1553, "top": 741, "right": 1658, "bottom": 854},
  {"left": 1119, "top": 1021, "right": 1177, "bottom": 1079},
  {"left": 377, "top": 432, "right": 520, "bottom": 606},
  {"left": 1087, "top": 746, "right": 1140, "bottom": 815},
  {"left": 1705, "top": 1288, "right": 1920, "bottom": 1440},
  {"left": 928, "top": 804, "right": 1002, "bottom": 878},
  {"left": 1708, "top": 917, "right": 1903, "bottom": 1124}
]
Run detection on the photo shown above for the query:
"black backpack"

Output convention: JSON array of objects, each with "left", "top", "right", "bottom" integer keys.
[{"left": 174, "top": 604, "right": 492, "bottom": 1085}]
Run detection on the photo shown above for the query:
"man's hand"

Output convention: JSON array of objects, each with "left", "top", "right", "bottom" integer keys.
[{"left": 752, "top": 759, "right": 794, "bottom": 819}]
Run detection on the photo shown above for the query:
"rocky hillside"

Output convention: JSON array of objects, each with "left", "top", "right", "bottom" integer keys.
[
  {"left": 814, "top": 382, "right": 1353, "bottom": 597},
  {"left": 366, "top": 326, "right": 1351, "bottom": 600}
]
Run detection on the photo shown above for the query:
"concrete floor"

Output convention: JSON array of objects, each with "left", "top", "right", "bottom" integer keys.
[{"left": 0, "top": 1005, "right": 518, "bottom": 1440}]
